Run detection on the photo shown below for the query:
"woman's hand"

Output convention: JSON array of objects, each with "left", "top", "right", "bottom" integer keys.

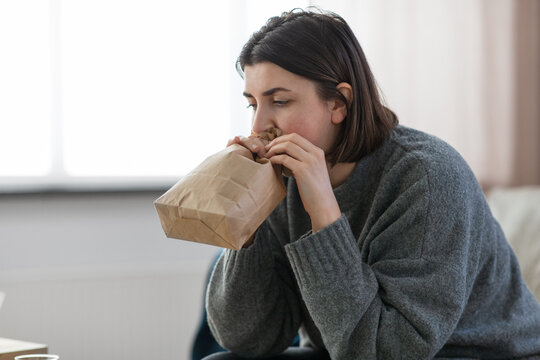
[
  {"left": 227, "top": 135, "right": 268, "bottom": 158},
  {"left": 264, "top": 133, "right": 341, "bottom": 233}
]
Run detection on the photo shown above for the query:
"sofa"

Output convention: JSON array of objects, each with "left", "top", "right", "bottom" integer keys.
[{"left": 487, "top": 186, "right": 540, "bottom": 302}]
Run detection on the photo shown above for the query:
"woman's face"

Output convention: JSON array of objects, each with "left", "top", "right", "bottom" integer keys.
[{"left": 243, "top": 62, "right": 340, "bottom": 154}]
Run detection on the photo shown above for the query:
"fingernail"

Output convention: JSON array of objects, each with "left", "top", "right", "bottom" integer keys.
[{"left": 251, "top": 144, "right": 258, "bottom": 150}]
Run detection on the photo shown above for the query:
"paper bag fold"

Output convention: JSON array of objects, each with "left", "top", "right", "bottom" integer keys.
[{"left": 154, "top": 142, "right": 286, "bottom": 250}]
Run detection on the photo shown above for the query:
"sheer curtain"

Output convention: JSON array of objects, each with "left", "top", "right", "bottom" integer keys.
[{"left": 310, "top": 0, "right": 540, "bottom": 188}]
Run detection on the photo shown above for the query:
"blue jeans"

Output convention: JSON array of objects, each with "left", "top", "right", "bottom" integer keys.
[{"left": 201, "top": 347, "right": 330, "bottom": 360}]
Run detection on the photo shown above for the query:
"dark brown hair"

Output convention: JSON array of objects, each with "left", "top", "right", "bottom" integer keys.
[{"left": 237, "top": 8, "right": 398, "bottom": 163}]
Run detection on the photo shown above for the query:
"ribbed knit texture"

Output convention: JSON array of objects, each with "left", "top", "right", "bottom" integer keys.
[{"left": 206, "top": 126, "right": 540, "bottom": 359}]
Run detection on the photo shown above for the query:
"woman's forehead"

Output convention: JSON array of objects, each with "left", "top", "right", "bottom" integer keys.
[{"left": 244, "top": 62, "right": 315, "bottom": 94}]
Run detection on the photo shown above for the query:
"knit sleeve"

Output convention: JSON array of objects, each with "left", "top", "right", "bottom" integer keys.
[
  {"left": 284, "top": 149, "right": 485, "bottom": 359},
  {"left": 205, "top": 221, "right": 302, "bottom": 358}
]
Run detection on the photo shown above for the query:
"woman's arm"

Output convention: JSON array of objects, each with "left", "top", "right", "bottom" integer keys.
[
  {"left": 285, "top": 215, "right": 467, "bottom": 359},
  {"left": 283, "top": 151, "right": 492, "bottom": 359},
  {"left": 206, "top": 220, "right": 302, "bottom": 358}
]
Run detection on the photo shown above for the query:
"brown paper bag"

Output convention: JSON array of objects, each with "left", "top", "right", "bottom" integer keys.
[{"left": 154, "top": 131, "right": 286, "bottom": 250}]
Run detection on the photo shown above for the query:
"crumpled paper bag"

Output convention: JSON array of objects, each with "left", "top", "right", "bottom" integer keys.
[{"left": 154, "top": 129, "right": 287, "bottom": 250}]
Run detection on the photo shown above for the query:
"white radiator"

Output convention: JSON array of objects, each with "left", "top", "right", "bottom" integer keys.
[{"left": 0, "top": 262, "right": 210, "bottom": 360}]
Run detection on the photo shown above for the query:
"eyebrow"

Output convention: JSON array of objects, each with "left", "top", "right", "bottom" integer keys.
[{"left": 243, "top": 87, "right": 292, "bottom": 98}]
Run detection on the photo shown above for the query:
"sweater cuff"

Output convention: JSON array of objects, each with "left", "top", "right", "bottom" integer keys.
[
  {"left": 284, "top": 215, "right": 362, "bottom": 286},
  {"left": 221, "top": 225, "right": 274, "bottom": 280}
]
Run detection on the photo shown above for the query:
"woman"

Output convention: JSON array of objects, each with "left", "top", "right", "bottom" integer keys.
[{"left": 203, "top": 8, "right": 540, "bottom": 360}]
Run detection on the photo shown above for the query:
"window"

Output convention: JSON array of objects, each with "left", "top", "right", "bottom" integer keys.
[
  {"left": 0, "top": 0, "right": 308, "bottom": 192},
  {"left": 0, "top": 1, "right": 52, "bottom": 177}
]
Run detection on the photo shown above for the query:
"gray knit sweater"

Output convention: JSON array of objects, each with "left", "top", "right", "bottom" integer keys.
[{"left": 206, "top": 126, "right": 540, "bottom": 359}]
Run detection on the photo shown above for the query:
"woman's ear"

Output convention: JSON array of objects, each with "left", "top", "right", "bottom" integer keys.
[{"left": 329, "top": 82, "right": 353, "bottom": 125}]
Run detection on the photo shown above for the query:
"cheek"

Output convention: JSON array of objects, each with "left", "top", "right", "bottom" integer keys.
[
  {"left": 282, "top": 119, "right": 307, "bottom": 135},
  {"left": 278, "top": 108, "right": 328, "bottom": 146},
  {"left": 280, "top": 118, "right": 318, "bottom": 143}
]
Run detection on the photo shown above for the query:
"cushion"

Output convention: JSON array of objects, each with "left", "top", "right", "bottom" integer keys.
[{"left": 487, "top": 186, "right": 540, "bottom": 302}]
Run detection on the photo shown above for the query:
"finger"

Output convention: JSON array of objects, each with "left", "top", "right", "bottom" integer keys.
[
  {"left": 246, "top": 136, "right": 268, "bottom": 157},
  {"left": 265, "top": 140, "right": 306, "bottom": 161},
  {"left": 264, "top": 133, "right": 317, "bottom": 153},
  {"left": 231, "top": 136, "right": 267, "bottom": 157},
  {"left": 226, "top": 136, "right": 241, "bottom": 147},
  {"left": 267, "top": 154, "right": 301, "bottom": 175}
]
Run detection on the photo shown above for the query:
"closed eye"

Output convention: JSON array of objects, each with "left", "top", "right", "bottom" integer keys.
[
  {"left": 246, "top": 100, "right": 288, "bottom": 110},
  {"left": 273, "top": 100, "right": 289, "bottom": 106}
]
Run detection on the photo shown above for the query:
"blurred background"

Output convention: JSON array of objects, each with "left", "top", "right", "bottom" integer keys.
[{"left": 0, "top": 0, "right": 538, "bottom": 359}]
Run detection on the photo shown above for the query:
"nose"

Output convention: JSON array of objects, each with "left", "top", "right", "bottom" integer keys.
[{"left": 251, "top": 105, "right": 275, "bottom": 133}]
